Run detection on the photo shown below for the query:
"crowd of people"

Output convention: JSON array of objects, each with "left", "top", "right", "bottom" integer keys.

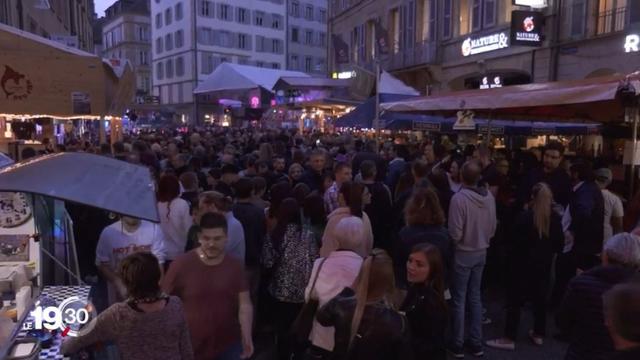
[{"left": 51, "top": 127, "right": 640, "bottom": 360}]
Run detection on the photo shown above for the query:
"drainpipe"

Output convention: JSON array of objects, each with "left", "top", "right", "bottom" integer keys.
[{"left": 548, "top": 0, "right": 563, "bottom": 81}]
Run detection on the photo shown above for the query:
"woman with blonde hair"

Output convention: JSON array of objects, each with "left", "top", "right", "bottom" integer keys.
[
  {"left": 315, "top": 249, "right": 412, "bottom": 360},
  {"left": 486, "top": 182, "right": 564, "bottom": 351}
]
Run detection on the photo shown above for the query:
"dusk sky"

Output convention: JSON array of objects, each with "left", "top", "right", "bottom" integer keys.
[{"left": 94, "top": 0, "right": 116, "bottom": 17}]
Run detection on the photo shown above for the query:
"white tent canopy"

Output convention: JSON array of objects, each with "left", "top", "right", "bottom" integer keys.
[
  {"left": 379, "top": 70, "right": 420, "bottom": 96},
  {"left": 194, "top": 63, "right": 310, "bottom": 94}
]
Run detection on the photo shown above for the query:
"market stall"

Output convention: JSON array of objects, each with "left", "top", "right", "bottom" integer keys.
[
  {"left": 0, "top": 153, "right": 158, "bottom": 359},
  {"left": 0, "top": 23, "right": 135, "bottom": 155}
]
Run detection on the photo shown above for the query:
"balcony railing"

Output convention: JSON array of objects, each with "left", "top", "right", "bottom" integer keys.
[
  {"left": 597, "top": 7, "right": 627, "bottom": 35},
  {"left": 358, "top": 40, "right": 437, "bottom": 72}
]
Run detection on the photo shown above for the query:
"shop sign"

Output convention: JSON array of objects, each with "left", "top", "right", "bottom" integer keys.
[
  {"left": 461, "top": 32, "right": 509, "bottom": 57},
  {"left": 625, "top": 34, "right": 639, "bottom": 53},
  {"left": 412, "top": 121, "right": 440, "bottom": 132},
  {"left": 531, "top": 127, "right": 555, "bottom": 135},
  {"left": 480, "top": 76, "right": 503, "bottom": 89},
  {"left": 511, "top": 10, "right": 544, "bottom": 47},
  {"left": 513, "top": 0, "right": 547, "bottom": 8},
  {"left": 478, "top": 125, "right": 505, "bottom": 135},
  {"left": 453, "top": 110, "right": 476, "bottom": 131},
  {"left": 332, "top": 71, "right": 356, "bottom": 79}
]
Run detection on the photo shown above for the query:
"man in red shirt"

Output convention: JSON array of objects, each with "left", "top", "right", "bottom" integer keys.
[{"left": 163, "top": 212, "right": 253, "bottom": 360}]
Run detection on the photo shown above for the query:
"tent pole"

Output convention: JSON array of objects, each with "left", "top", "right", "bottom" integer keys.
[
  {"left": 631, "top": 108, "right": 639, "bottom": 199},
  {"left": 375, "top": 61, "right": 381, "bottom": 140}
]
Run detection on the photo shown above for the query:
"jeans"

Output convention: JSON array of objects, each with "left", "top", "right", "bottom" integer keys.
[
  {"left": 451, "top": 250, "right": 486, "bottom": 349},
  {"left": 215, "top": 342, "right": 242, "bottom": 360}
]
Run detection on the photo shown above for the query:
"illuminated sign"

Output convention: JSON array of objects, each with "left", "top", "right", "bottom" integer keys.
[
  {"left": 511, "top": 10, "right": 544, "bottom": 47},
  {"left": 480, "top": 76, "right": 503, "bottom": 89},
  {"left": 512, "top": 0, "right": 547, "bottom": 7},
  {"left": 331, "top": 71, "right": 356, "bottom": 79},
  {"left": 461, "top": 32, "right": 509, "bottom": 57},
  {"left": 250, "top": 96, "right": 260, "bottom": 109},
  {"left": 625, "top": 34, "right": 639, "bottom": 53}
]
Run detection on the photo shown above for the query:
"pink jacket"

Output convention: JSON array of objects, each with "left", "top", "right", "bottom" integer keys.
[{"left": 320, "top": 207, "right": 374, "bottom": 258}]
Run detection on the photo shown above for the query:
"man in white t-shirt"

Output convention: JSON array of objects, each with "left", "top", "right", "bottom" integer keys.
[
  {"left": 596, "top": 168, "right": 624, "bottom": 245},
  {"left": 96, "top": 216, "right": 167, "bottom": 304}
]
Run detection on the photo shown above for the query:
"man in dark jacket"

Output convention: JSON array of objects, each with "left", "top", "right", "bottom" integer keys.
[
  {"left": 301, "top": 149, "right": 327, "bottom": 193},
  {"left": 557, "top": 232, "right": 640, "bottom": 360},
  {"left": 352, "top": 140, "right": 387, "bottom": 183},
  {"left": 360, "top": 161, "right": 393, "bottom": 252},
  {"left": 604, "top": 282, "right": 640, "bottom": 360},
  {"left": 517, "top": 141, "right": 572, "bottom": 209},
  {"left": 385, "top": 144, "right": 409, "bottom": 196}
]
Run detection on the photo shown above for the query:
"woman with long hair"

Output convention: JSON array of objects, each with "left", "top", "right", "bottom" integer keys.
[
  {"left": 444, "top": 156, "right": 464, "bottom": 193},
  {"left": 303, "top": 193, "right": 327, "bottom": 245},
  {"left": 400, "top": 243, "right": 447, "bottom": 360},
  {"left": 266, "top": 181, "right": 292, "bottom": 233},
  {"left": 289, "top": 163, "right": 305, "bottom": 187},
  {"left": 315, "top": 249, "right": 412, "bottom": 360},
  {"left": 266, "top": 198, "right": 319, "bottom": 359},
  {"left": 320, "top": 181, "right": 374, "bottom": 258},
  {"left": 397, "top": 187, "right": 452, "bottom": 289},
  {"left": 62, "top": 253, "right": 193, "bottom": 359},
  {"left": 156, "top": 174, "right": 193, "bottom": 268},
  {"left": 486, "top": 182, "right": 564, "bottom": 351}
]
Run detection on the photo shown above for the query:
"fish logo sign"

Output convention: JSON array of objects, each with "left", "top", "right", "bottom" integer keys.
[{"left": 1, "top": 65, "right": 34, "bottom": 100}]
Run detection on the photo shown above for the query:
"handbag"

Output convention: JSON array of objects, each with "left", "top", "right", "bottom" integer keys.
[{"left": 290, "top": 257, "right": 328, "bottom": 344}]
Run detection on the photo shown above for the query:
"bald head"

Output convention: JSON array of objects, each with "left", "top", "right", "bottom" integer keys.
[{"left": 461, "top": 160, "right": 482, "bottom": 187}]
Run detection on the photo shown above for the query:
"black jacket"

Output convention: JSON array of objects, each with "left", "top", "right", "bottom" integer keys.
[
  {"left": 508, "top": 210, "right": 564, "bottom": 282},
  {"left": 608, "top": 347, "right": 640, "bottom": 360},
  {"left": 301, "top": 169, "right": 324, "bottom": 193},
  {"left": 232, "top": 202, "right": 266, "bottom": 267},
  {"left": 569, "top": 181, "right": 605, "bottom": 267},
  {"left": 363, "top": 181, "right": 393, "bottom": 251},
  {"left": 517, "top": 166, "right": 572, "bottom": 209},
  {"left": 557, "top": 265, "right": 638, "bottom": 360},
  {"left": 352, "top": 152, "right": 387, "bottom": 183},
  {"left": 316, "top": 288, "right": 413, "bottom": 360},
  {"left": 400, "top": 284, "right": 447, "bottom": 360}
]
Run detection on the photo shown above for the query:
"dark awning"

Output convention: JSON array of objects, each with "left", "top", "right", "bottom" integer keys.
[{"left": 0, "top": 153, "right": 159, "bottom": 222}]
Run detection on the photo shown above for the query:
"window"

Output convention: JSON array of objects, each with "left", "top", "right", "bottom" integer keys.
[
  {"left": 238, "top": 57, "right": 250, "bottom": 65},
  {"left": 443, "top": 0, "right": 452, "bottom": 39},
  {"left": 272, "top": 38, "right": 282, "bottom": 53},
  {"left": 175, "top": 30, "right": 184, "bottom": 48},
  {"left": 139, "top": 51, "right": 149, "bottom": 65},
  {"left": 176, "top": 57, "right": 184, "bottom": 76},
  {"left": 237, "top": 7, "right": 249, "bottom": 24},
  {"left": 254, "top": 11, "right": 265, "bottom": 26},
  {"left": 256, "top": 61, "right": 264, "bottom": 68},
  {"left": 351, "top": 24, "right": 365, "bottom": 62},
  {"left": 272, "top": 63, "right": 280, "bottom": 69},
  {"left": 202, "top": 53, "right": 214, "bottom": 74},
  {"left": 291, "top": 1, "right": 300, "bottom": 17},
  {"left": 316, "top": 58, "right": 325, "bottom": 72},
  {"left": 155, "top": 13, "right": 162, "bottom": 28},
  {"left": 421, "top": 0, "right": 437, "bottom": 41},
  {"left": 237, "top": 33, "right": 251, "bottom": 49},
  {"left": 219, "top": 3, "right": 231, "bottom": 20},
  {"left": 571, "top": 0, "right": 588, "bottom": 37},
  {"left": 136, "top": 25, "right": 148, "bottom": 41},
  {"left": 471, "top": 0, "right": 481, "bottom": 31},
  {"left": 290, "top": 54, "right": 299, "bottom": 69},
  {"left": 215, "top": 30, "right": 233, "bottom": 47},
  {"left": 318, "top": 32, "right": 326, "bottom": 46},
  {"left": 165, "top": 33, "right": 173, "bottom": 50},
  {"left": 632, "top": 0, "right": 640, "bottom": 23},
  {"left": 291, "top": 27, "right": 300, "bottom": 43},
  {"left": 483, "top": 0, "right": 496, "bottom": 27},
  {"left": 175, "top": 3, "right": 183, "bottom": 20},
  {"left": 156, "top": 37, "right": 163, "bottom": 53},
  {"left": 156, "top": 62, "right": 164, "bottom": 80},
  {"left": 198, "top": 27, "right": 214, "bottom": 45},
  {"left": 166, "top": 59, "right": 174, "bottom": 78},
  {"left": 597, "top": 0, "right": 628, "bottom": 34},
  {"left": 305, "top": 56, "right": 312, "bottom": 72},
  {"left": 199, "top": 0, "right": 214, "bottom": 17},
  {"left": 305, "top": 5, "right": 314, "bottom": 20},
  {"left": 319, "top": 8, "right": 327, "bottom": 23},
  {"left": 271, "top": 14, "right": 283, "bottom": 29},
  {"left": 165, "top": 8, "right": 172, "bottom": 25},
  {"left": 305, "top": 29, "right": 313, "bottom": 45},
  {"left": 256, "top": 36, "right": 266, "bottom": 51},
  {"left": 401, "top": 2, "right": 415, "bottom": 50}
]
